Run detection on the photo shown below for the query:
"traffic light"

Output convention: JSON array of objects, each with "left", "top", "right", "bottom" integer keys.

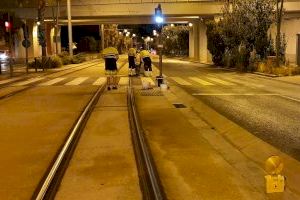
[
  {"left": 155, "top": 4, "right": 163, "bottom": 24},
  {"left": 5, "top": 21, "right": 10, "bottom": 32}
]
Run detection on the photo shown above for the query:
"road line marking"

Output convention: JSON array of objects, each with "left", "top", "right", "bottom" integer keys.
[
  {"left": 93, "top": 77, "right": 106, "bottom": 85},
  {"left": 170, "top": 77, "right": 192, "bottom": 86},
  {"left": 189, "top": 77, "right": 215, "bottom": 85},
  {"left": 192, "top": 93, "right": 278, "bottom": 96},
  {"left": 141, "top": 77, "right": 156, "bottom": 86},
  {"left": 13, "top": 77, "right": 45, "bottom": 86},
  {"left": 39, "top": 78, "right": 66, "bottom": 86},
  {"left": 119, "top": 77, "right": 129, "bottom": 85},
  {"left": 65, "top": 77, "right": 89, "bottom": 85},
  {"left": 0, "top": 77, "right": 23, "bottom": 85},
  {"left": 206, "top": 77, "right": 235, "bottom": 85},
  {"left": 278, "top": 95, "right": 300, "bottom": 103}
]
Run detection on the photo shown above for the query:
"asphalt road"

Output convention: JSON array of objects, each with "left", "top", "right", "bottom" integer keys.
[{"left": 158, "top": 59, "right": 300, "bottom": 161}]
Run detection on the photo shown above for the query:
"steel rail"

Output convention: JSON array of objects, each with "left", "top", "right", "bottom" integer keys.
[
  {"left": 127, "top": 78, "right": 166, "bottom": 200},
  {"left": 32, "top": 84, "right": 106, "bottom": 200}
]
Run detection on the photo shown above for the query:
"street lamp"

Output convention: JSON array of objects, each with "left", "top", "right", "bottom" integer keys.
[{"left": 155, "top": 4, "right": 164, "bottom": 86}]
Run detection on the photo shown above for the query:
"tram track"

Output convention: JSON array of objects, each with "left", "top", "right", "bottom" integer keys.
[
  {"left": 127, "top": 78, "right": 166, "bottom": 200},
  {"left": 31, "top": 76, "right": 165, "bottom": 200}
]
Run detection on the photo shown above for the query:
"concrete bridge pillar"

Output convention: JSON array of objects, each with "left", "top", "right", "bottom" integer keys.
[
  {"left": 189, "top": 20, "right": 212, "bottom": 63},
  {"left": 189, "top": 21, "right": 199, "bottom": 61}
]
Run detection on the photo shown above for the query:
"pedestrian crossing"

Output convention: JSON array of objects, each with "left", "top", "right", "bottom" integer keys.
[{"left": 8, "top": 75, "right": 263, "bottom": 88}]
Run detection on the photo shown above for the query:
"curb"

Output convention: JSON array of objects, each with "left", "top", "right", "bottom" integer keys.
[{"left": 167, "top": 85, "right": 300, "bottom": 198}]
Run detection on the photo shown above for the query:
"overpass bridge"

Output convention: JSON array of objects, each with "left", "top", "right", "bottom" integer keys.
[{"left": 8, "top": 0, "right": 300, "bottom": 64}]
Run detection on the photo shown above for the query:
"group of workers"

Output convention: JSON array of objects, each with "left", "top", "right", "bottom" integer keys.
[{"left": 102, "top": 44, "right": 152, "bottom": 90}]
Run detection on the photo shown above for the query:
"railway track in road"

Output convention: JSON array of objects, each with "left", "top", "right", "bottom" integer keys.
[{"left": 32, "top": 77, "right": 165, "bottom": 200}]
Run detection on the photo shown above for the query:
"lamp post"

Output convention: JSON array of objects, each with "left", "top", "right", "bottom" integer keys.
[{"left": 155, "top": 4, "right": 164, "bottom": 86}]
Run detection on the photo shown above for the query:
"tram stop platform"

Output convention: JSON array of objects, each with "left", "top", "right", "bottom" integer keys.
[{"left": 131, "top": 76, "right": 300, "bottom": 200}]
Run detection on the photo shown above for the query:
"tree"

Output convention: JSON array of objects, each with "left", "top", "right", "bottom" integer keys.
[
  {"left": 221, "top": 0, "right": 275, "bottom": 69},
  {"left": 206, "top": 20, "right": 226, "bottom": 66},
  {"left": 162, "top": 25, "right": 189, "bottom": 56},
  {"left": 276, "top": 0, "right": 284, "bottom": 67}
]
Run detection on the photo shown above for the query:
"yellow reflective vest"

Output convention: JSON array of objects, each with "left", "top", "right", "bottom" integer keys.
[
  {"left": 140, "top": 50, "right": 150, "bottom": 58},
  {"left": 102, "top": 47, "right": 119, "bottom": 59},
  {"left": 128, "top": 48, "right": 136, "bottom": 57}
]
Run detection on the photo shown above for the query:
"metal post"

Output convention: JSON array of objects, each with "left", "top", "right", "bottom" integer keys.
[
  {"left": 25, "top": 19, "right": 29, "bottom": 73},
  {"left": 159, "top": 30, "right": 162, "bottom": 77},
  {"left": 35, "top": 58, "right": 37, "bottom": 72},
  {"left": 67, "top": 0, "right": 73, "bottom": 56},
  {"left": 101, "top": 24, "right": 105, "bottom": 51},
  {"left": 55, "top": 0, "right": 60, "bottom": 55},
  {"left": 0, "top": 61, "right": 2, "bottom": 74},
  {"left": 9, "top": 58, "right": 13, "bottom": 77}
]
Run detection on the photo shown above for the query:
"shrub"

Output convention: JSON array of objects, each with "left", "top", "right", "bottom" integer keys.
[{"left": 50, "top": 56, "right": 62, "bottom": 68}]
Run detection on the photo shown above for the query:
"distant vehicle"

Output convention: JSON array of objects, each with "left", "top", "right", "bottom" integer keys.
[{"left": 0, "top": 50, "right": 9, "bottom": 62}]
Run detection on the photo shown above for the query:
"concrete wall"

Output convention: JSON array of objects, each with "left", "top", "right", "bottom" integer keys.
[{"left": 270, "top": 18, "right": 300, "bottom": 64}]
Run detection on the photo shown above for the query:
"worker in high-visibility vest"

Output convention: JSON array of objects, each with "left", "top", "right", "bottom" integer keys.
[
  {"left": 140, "top": 48, "right": 152, "bottom": 77},
  {"left": 102, "top": 44, "right": 119, "bottom": 90},
  {"left": 128, "top": 46, "right": 137, "bottom": 76}
]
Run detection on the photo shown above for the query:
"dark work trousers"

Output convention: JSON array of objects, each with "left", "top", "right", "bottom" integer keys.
[
  {"left": 143, "top": 57, "right": 152, "bottom": 71},
  {"left": 128, "top": 56, "right": 136, "bottom": 69}
]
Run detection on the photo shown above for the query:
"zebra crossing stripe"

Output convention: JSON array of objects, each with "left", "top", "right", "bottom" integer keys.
[
  {"left": 65, "top": 77, "right": 89, "bottom": 85},
  {"left": 93, "top": 77, "right": 106, "bottom": 85},
  {"left": 206, "top": 77, "right": 235, "bottom": 85},
  {"left": 141, "top": 77, "right": 155, "bottom": 86},
  {"left": 170, "top": 77, "right": 192, "bottom": 86},
  {"left": 189, "top": 77, "right": 215, "bottom": 85},
  {"left": 119, "top": 77, "right": 129, "bottom": 85},
  {"left": 39, "top": 78, "right": 66, "bottom": 86},
  {"left": 13, "top": 77, "right": 45, "bottom": 86}
]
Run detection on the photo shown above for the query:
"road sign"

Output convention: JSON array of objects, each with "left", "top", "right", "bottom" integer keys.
[{"left": 22, "top": 39, "right": 31, "bottom": 48}]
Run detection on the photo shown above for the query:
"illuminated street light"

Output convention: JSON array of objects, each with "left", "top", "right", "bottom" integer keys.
[
  {"left": 119, "top": 31, "right": 122, "bottom": 35},
  {"left": 37, "top": 21, "right": 41, "bottom": 26},
  {"left": 132, "top": 33, "right": 136, "bottom": 37},
  {"left": 124, "top": 29, "right": 128, "bottom": 33},
  {"left": 171, "top": 23, "right": 174, "bottom": 27},
  {"left": 189, "top": 23, "right": 193, "bottom": 27}
]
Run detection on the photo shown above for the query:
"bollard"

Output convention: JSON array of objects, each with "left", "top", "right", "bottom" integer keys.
[
  {"left": 34, "top": 58, "right": 37, "bottom": 72},
  {"left": 9, "top": 58, "right": 13, "bottom": 77}
]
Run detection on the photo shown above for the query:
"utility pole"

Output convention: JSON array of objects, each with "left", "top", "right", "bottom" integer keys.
[
  {"left": 67, "top": 0, "right": 73, "bottom": 56},
  {"left": 55, "top": 0, "right": 60, "bottom": 54}
]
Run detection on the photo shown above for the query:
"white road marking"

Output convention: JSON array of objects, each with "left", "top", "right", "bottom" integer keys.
[
  {"left": 39, "top": 78, "right": 66, "bottom": 86},
  {"left": 93, "top": 77, "right": 106, "bottom": 85},
  {"left": 206, "top": 77, "right": 235, "bottom": 85},
  {"left": 170, "top": 77, "right": 192, "bottom": 86},
  {"left": 192, "top": 93, "right": 278, "bottom": 96},
  {"left": 65, "top": 77, "right": 89, "bottom": 85},
  {"left": 119, "top": 77, "right": 129, "bottom": 85},
  {"left": 189, "top": 77, "right": 215, "bottom": 85},
  {"left": 13, "top": 77, "right": 45, "bottom": 86},
  {"left": 278, "top": 95, "right": 300, "bottom": 103},
  {"left": 0, "top": 77, "right": 23, "bottom": 85},
  {"left": 141, "top": 77, "right": 156, "bottom": 86}
]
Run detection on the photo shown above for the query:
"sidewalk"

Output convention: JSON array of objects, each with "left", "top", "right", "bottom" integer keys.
[{"left": 134, "top": 78, "right": 300, "bottom": 199}]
